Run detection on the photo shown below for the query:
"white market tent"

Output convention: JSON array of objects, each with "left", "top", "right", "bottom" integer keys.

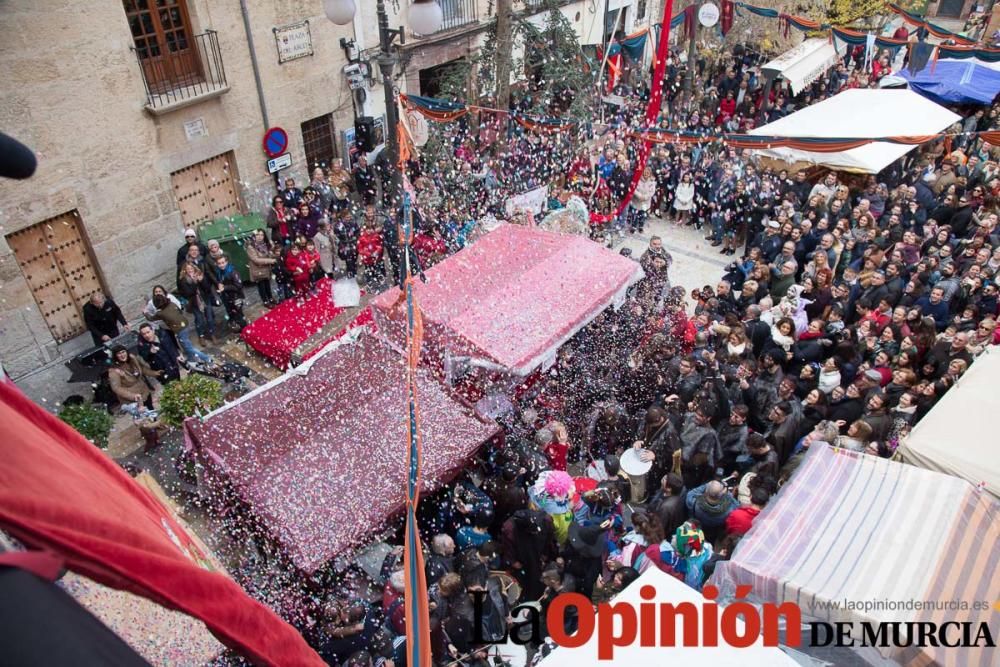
[
  {"left": 536, "top": 568, "right": 799, "bottom": 666},
  {"left": 761, "top": 38, "right": 841, "bottom": 96},
  {"left": 899, "top": 345, "right": 1000, "bottom": 501},
  {"left": 749, "top": 89, "right": 961, "bottom": 173}
]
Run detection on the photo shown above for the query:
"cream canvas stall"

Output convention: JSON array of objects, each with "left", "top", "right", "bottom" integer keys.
[
  {"left": 749, "top": 89, "right": 961, "bottom": 173},
  {"left": 711, "top": 445, "right": 1000, "bottom": 667},
  {"left": 899, "top": 345, "right": 1000, "bottom": 500},
  {"left": 761, "top": 38, "right": 842, "bottom": 97}
]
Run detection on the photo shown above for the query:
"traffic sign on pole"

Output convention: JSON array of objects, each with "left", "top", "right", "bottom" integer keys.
[{"left": 262, "top": 127, "right": 289, "bottom": 159}]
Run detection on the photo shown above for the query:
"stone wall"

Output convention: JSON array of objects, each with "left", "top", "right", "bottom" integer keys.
[{"left": 0, "top": 0, "right": 361, "bottom": 379}]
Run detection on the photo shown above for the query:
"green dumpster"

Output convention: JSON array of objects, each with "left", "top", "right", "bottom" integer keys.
[{"left": 197, "top": 213, "right": 266, "bottom": 282}]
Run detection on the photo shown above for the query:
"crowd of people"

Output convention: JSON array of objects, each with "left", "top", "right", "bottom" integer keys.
[
  {"left": 264, "top": 35, "right": 1000, "bottom": 667},
  {"left": 90, "top": 25, "right": 1000, "bottom": 666}
]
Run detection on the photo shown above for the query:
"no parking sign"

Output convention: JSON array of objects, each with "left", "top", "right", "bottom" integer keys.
[{"left": 262, "top": 127, "right": 288, "bottom": 159}]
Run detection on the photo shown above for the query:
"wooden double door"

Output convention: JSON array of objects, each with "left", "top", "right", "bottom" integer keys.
[{"left": 6, "top": 212, "right": 106, "bottom": 343}]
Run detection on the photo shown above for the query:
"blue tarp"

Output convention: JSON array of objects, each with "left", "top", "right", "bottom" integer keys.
[{"left": 899, "top": 60, "right": 1000, "bottom": 106}]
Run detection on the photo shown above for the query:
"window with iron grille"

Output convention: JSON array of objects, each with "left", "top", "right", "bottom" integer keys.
[{"left": 301, "top": 114, "right": 339, "bottom": 171}]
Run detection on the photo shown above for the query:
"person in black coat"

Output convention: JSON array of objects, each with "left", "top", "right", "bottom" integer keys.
[
  {"left": 213, "top": 255, "right": 248, "bottom": 330},
  {"left": 136, "top": 323, "right": 182, "bottom": 383},
  {"left": 353, "top": 155, "right": 378, "bottom": 205},
  {"left": 334, "top": 210, "right": 361, "bottom": 278},
  {"left": 743, "top": 305, "right": 773, "bottom": 356},
  {"left": 82, "top": 292, "right": 129, "bottom": 345},
  {"left": 608, "top": 160, "right": 633, "bottom": 201},
  {"left": 828, "top": 383, "right": 865, "bottom": 430}
]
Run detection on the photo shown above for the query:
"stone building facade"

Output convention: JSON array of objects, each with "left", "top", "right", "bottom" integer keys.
[{"left": 0, "top": 0, "right": 641, "bottom": 382}]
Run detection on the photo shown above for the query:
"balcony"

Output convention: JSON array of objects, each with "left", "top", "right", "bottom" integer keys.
[
  {"left": 132, "top": 30, "right": 229, "bottom": 114},
  {"left": 412, "top": 0, "right": 479, "bottom": 36}
]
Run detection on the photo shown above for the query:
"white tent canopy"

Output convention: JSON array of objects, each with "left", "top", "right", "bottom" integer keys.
[
  {"left": 899, "top": 345, "right": 1000, "bottom": 500},
  {"left": 536, "top": 568, "right": 799, "bottom": 666},
  {"left": 761, "top": 38, "right": 841, "bottom": 96},
  {"left": 749, "top": 89, "right": 961, "bottom": 173}
]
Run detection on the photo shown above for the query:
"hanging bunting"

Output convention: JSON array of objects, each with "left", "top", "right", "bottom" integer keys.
[
  {"left": 631, "top": 127, "right": 996, "bottom": 151},
  {"left": 513, "top": 114, "right": 576, "bottom": 135},
  {"left": 887, "top": 3, "right": 976, "bottom": 45},
  {"left": 399, "top": 93, "right": 468, "bottom": 123},
  {"left": 620, "top": 29, "right": 649, "bottom": 61}
]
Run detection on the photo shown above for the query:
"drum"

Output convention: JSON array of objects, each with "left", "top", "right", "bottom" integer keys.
[
  {"left": 620, "top": 448, "right": 653, "bottom": 504},
  {"left": 490, "top": 570, "right": 522, "bottom": 607}
]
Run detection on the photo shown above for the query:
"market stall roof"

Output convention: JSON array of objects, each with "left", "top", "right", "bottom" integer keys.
[
  {"left": 537, "top": 567, "right": 799, "bottom": 666},
  {"left": 184, "top": 333, "right": 500, "bottom": 574},
  {"left": 749, "top": 89, "right": 961, "bottom": 173},
  {"left": 711, "top": 444, "right": 1000, "bottom": 667},
  {"left": 369, "top": 224, "right": 644, "bottom": 376},
  {"left": 899, "top": 345, "right": 1000, "bottom": 500},
  {"left": 761, "top": 38, "right": 841, "bottom": 96},
  {"left": 898, "top": 59, "right": 1000, "bottom": 105}
]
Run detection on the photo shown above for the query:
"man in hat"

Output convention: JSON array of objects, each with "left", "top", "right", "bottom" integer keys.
[
  {"left": 932, "top": 158, "right": 957, "bottom": 196},
  {"left": 758, "top": 219, "right": 784, "bottom": 264},
  {"left": 176, "top": 228, "right": 208, "bottom": 267}
]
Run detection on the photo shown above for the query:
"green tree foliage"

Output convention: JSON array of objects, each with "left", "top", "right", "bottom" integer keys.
[
  {"left": 59, "top": 402, "right": 114, "bottom": 449},
  {"left": 517, "top": 9, "right": 596, "bottom": 119},
  {"left": 825, "top": 0, "right": 888, "bottom": 27},
  {"left": 159, "top": 374, "right": 224, "bottom": 427}
]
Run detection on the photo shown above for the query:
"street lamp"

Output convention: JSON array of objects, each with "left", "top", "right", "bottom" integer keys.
[{"left": 324, "top": 0, "right": 443, "bottom": 210}]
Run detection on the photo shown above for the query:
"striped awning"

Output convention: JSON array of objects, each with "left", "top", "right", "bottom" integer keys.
[{"left": 711, "top": 444, "right": 1000, "bottom": 667}]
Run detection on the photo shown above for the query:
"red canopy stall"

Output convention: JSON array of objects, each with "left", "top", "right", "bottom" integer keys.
[
  {"left": 370, "top": 224, "right": 643, "bottom": 384},
  {"left": 184, "top": 334, "right": 500, "bottom": 574},
  {"left": 0, "top": 380, "right": 322, "bottom": 665}
]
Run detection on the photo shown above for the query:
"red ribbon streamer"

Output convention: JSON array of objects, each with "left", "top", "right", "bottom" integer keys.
[{"left": 591, "top": 0, "right": 675, "bottom": 224}]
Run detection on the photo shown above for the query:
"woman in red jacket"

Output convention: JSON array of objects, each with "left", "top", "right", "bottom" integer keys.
[
  {"left": 716, "top": 90, "right": 736, "bottom": 126},
  {"left": 284, "top": 240, "right": 312, "bottom": 297},
  {"left": 357, "top": 221, "right": 386, "bottom": 285},
  {"left": 304, "top": 239, "right": 322, "bottom": 286},
  {"left": 412, "top": 226, "right": 448, "bottom": 268}
]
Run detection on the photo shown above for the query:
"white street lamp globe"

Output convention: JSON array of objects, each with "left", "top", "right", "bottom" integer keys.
[
  {"left": 324, "top": 0, "right": 356, "bottom": 24},
  {"left": 409, "top": 0, "right": 444, "bottom": 34}
]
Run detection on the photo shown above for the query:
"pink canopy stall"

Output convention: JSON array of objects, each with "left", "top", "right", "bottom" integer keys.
[
  {"left": 370, "top": 224, "right": 644, "bottom": 380},
  {"left": 184, "top": 333, "right": 500, "bottom": 574}
]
